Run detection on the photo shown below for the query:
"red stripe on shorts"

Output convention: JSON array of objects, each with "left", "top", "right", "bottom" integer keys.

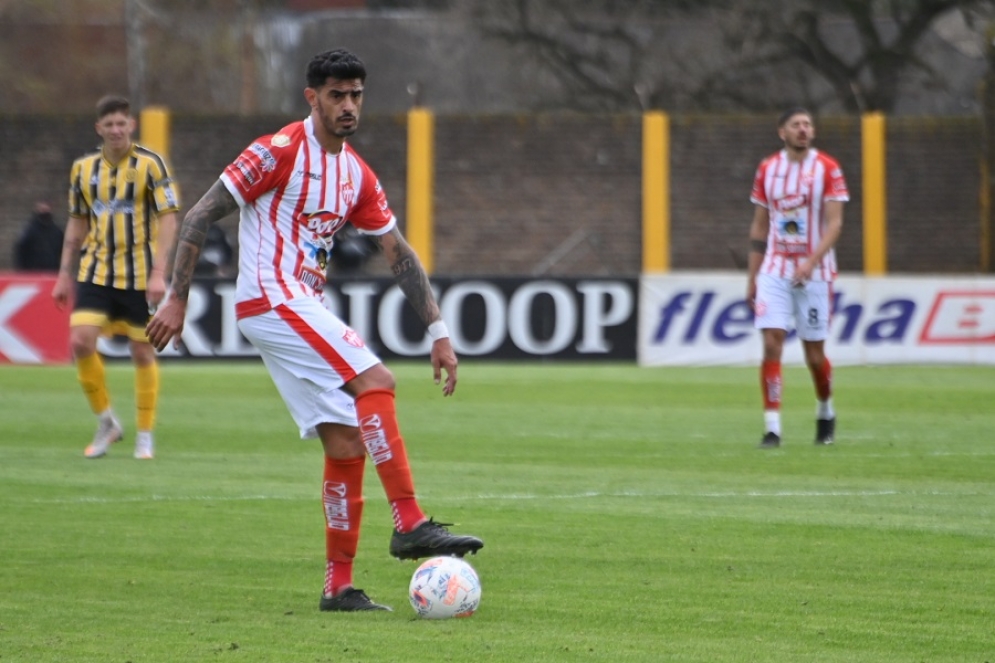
[{"left": 274, "top": 303, "right": 358, "bottom": 381}]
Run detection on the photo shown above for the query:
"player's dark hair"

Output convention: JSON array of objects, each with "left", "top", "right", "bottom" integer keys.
[
  {"left": 778, "top": 106, "right": 811, "bottom": 127},
  {"left": 306, "top": 49, "right": 367, "bottom": 88},
  {"left": 96, "top": 95, "right": 130, "bottom": 119}
]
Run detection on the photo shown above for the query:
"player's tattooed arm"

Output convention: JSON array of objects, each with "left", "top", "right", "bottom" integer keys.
[
  {"left": 376, "top": 226, "right": 441, "bottom": 326},
  {"left": 171, "top": 180, "right": 239, "bottom": 302}
]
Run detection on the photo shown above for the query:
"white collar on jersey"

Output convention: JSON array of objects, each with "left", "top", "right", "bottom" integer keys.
[{"left": 304, "top": 116, "right": 346, "bottom": 157}]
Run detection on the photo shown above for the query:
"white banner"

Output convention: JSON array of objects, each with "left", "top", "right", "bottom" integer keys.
[{"left": 639, "top": 272, "right": 995, "bottom": 366}]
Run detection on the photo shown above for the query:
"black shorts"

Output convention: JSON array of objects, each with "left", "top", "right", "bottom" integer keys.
[{"left": 71, "top": 282, "right": 150, "bottom": 337}]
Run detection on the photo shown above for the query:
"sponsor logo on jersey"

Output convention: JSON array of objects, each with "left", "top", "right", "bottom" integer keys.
[
  {"left": 91, "top": 200, "right": 136, "bottom": 216},
  {"left": 234, "top": 158, "right": 260, "bottom": 187},
  {"left": 773, "top": 193, "right": 806, "bottom": 213},
  {"left": 297, "top": 267, "right": 325, "bottom": 293},
  {"left": 301, "top": 209, "right": 346, "bottom": 237},
  {"left": 271, "top": 134, "right": 290, "bottom": 147},
  {"left": 249, "top": 143, "right": 277, "bottom": 172}
]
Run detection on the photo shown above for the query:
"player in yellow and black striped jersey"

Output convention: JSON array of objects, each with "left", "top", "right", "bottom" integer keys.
[
  {"left": 52, "top": 95, "right": 180, "bottom": 461},
  {"left": 68, "top": 142, "right": 179, "bottom": 290}
]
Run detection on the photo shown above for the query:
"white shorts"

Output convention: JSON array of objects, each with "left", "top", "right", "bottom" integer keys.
[
  {"left": 236, "top": 297, "right": 382, "bottom": 439},
  {"left": 754, "top": 273, "right": 832, "bottom": 342}
]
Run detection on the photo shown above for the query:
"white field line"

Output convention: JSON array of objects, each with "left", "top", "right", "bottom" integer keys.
[{"left": 17, "top": 488, "right": 987, "bottom": 506}]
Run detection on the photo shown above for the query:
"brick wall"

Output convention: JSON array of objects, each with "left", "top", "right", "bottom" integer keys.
[{"left": 0, "top": 113, "right": 982, "bottom": 276}]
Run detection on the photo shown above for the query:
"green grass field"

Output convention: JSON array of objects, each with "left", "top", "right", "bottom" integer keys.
[{"left": 1, "top": 361, "right": 993, "bottom": 662}]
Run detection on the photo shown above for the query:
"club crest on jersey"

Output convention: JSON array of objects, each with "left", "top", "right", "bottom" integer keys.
[
  {"left": 343, "top": 328, "right": 364, "bottom": 348},
  {"left": 340, "top": 178, "right": 355, "bottom": 207},
  {"left": 271, "top": 134, "right": 290, "bottom": 147}
]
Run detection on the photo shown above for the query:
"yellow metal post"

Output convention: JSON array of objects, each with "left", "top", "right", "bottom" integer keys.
[
  {"left": 642, "top": 111, "right": 670, "bottom": 273},
  {"left": 407, "top": 107, "right": 434, "bottom": 274},
  {"left": 140, "top": 106, "right": 171, "bottom": 160},
  {"left": 861, "top": 112, "right": 887, "bottom": 275},
  {"left": 981, "top": 159, "right": 991, "bottom": 273}
]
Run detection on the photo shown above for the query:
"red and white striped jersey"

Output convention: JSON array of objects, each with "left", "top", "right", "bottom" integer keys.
[
  {"left": 750, "top": 148, "right": 849, "bottom": 282},
  {"left": 220, "top": 116, "right": 395, "bottom": 319}
]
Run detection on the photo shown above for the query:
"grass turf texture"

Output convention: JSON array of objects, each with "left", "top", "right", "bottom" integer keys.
[{"left": 0, "top": 361, "right": 993, "bottom": 662}]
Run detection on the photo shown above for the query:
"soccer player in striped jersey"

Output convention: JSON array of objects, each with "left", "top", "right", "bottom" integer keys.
[
  {"left": 52, "top": 95, "right": 181, "bottom": 460},
  {"left": 146, "top": 49, "right": 482, "bottom": 612},
  {"left": 746, "top": 107, "right": 849, "bottom": 449}
]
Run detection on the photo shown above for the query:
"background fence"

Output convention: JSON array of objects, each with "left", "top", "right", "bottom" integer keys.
[{"left": 0, "top": 113, "right": 982, "bottom": 276}]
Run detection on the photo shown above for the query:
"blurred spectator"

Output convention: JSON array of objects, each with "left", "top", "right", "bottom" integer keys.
[
  {"left": 329, "top": 224, "right": 376, "bottom": 274},
  {"left": 194, "top": 224, "right": 235, "bottom": 277},
  {"left": 14, "top": 201, "right": 64, "bottom": 271}
]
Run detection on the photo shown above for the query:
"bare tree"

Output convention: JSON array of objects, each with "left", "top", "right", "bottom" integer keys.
[
  {"left": 471, "top": 0, "right": 704, "bottom": 111},
  {"left": 729, "top": 0, "right": 993, "bottom": 112},
  {"left": 472, "top": 0, "right": 992, "bottom": 113}
]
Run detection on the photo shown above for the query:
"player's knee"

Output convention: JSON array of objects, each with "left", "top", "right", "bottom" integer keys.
[
  {"left": 69, "top": 332, "right": 97, "bottom": 359},
  {"left": 348, "top": 363, "right": 395, "bottom": 394}
]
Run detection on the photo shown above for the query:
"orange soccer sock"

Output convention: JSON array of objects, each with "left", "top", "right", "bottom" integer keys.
[
  {"left": 135, "top": 361, "right": 159, "bottom": 431},
  {"left": 353, "top": 388, "right": 426, "bottom": 533},
  {"left": 761, "top": 360, "right": 783, "bottom": 411},
  {"left": 322, "top": 455, "right": 365, "bottom": 597},
  {"left": 810, "top": 358, "right": 832, "bottom": 402},
  {"left": 76, "top": 352, "right": 110, "bottom": 415}
]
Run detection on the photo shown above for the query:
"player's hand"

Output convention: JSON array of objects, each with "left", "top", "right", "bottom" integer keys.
[
  {"left": 146, "top": 294, "right": 186, "bottom": 352},
  {"left": 746, "top": 279, "right": 758, "bottom": 313},
  {"left": 792, "top": 258, "right": 815, "bottom": 286},
  {"left": 51, "top": 274, "right": 72, "bottom": 310},
  {"left": 430, "top": 337, "right": 458, "bottom": 397},
  {"left": 146, "top": 271, "right": 167, "bottom": 312}
]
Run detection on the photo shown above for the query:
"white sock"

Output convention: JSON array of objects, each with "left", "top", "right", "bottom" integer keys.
[
  {"left": 816, "top": 398, "right": 835, "bottom": 420},
  {"left": 764, "top": 410, "right": 781, "bottom": 435}
]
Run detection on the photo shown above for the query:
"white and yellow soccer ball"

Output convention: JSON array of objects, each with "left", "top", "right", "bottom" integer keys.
[{"left": 408, "top": 556, "right": 481, "bottom": 619}]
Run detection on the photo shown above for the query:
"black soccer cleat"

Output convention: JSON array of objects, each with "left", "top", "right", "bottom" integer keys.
[
  {"left": 815, "top": 418, "right": 835, "bottom": 445},
  {"left": 319, "top": 588, "right": 392, "bottom": 612},
  {"left": 389, "top": 518, "right": 484, "bottom": 561},
  {"left": 758, "top": 432, "right": 781, "bottom": 449}
]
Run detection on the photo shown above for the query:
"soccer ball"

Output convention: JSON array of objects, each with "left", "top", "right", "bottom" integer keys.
[{"left": 408, "top": 556, "right": 481, "bottom": 619}]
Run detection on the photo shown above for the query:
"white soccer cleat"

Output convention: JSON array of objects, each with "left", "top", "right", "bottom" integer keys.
[
  {"left": 84, "top": 415, "right": 123, "bottom": 458},
  {"left": 134, "top": 433, "right": 155, "bottom": 460}
]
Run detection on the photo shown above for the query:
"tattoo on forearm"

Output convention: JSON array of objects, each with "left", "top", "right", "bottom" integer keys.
[
  {"left": 378, "top": 229, "right": 440, "bottom": 326},
  {"left": 171, "top": 181, "right": 238, "bottom": 301}
]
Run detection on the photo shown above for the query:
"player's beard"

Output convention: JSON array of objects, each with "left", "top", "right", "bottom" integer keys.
[
  {"left": 787, "top": 132, "right": 810, "bottom": 152},
  {"left": 316, "top": 98, "right": 359, "bottom": 139}
]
